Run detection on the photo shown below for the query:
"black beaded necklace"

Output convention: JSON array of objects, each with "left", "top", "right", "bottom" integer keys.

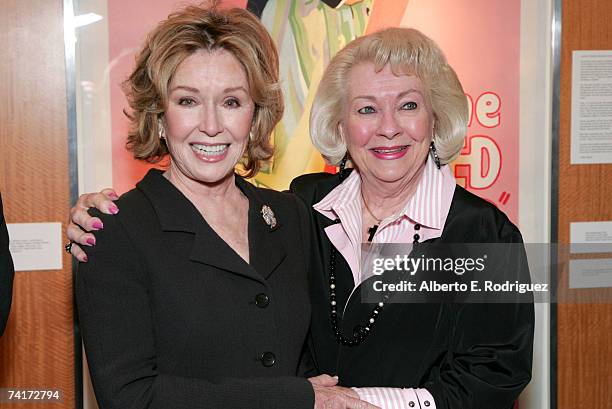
[{"left": 329, "top": 158, "right": 421, "bottom": 346}]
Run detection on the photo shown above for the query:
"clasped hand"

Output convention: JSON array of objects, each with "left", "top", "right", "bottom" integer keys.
[{"left": 309, "top": 375, "right": 379, "bottom": 409}]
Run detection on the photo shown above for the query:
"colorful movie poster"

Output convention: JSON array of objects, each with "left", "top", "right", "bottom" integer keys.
[{"left": 106, "top": 0, "right": 520, "bottom": 223}]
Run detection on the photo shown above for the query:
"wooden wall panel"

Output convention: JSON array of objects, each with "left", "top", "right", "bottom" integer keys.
[
  {"left": 558, "top": 0, "right": 612, "bottom": 408},
  {"left": 0, "top": 0, "right": 75, "bottom": 408}
]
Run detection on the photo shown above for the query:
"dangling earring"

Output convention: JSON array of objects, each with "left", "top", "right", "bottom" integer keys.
[
  {"left": 158, "top": 119, "right": 165, "bottom": 140},
  {"left": 430, "top": 141, "right": 441, "bottom": 169},
  {"left": 338, "top": 153, "right": 349, "bottom": 182},
  {"left": 337, "top": 124, "right": 350, "bottom": 182}
]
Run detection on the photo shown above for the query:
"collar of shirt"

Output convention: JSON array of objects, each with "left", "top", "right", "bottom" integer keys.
[{"left": 313, "top": 157, "right": 456, "bottom": 286}]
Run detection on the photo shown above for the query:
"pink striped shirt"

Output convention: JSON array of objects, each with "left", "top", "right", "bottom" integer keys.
[{"left": 313, "top": 157, "right": 456, "bottom": 409}]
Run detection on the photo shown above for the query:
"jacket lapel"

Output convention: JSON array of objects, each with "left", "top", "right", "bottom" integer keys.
[
  {"left": 237, "top": 177, "right": 287, "bottom": 280},
  {"left": 188, "top": 220, "right": 265, "bottom": 284},
  {"left": 137, "top": 169, "right": 269, "bottom": 284}
]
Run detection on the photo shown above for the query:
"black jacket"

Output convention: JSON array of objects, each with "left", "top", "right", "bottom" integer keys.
[
  {"left": 77, "top": 169, "right": 314, "bottom": 409},
  {"left": 0, "top": 193, "right": 14, "bottom": 336},
  {"left": 291, "top": 171, "right": 534, "bottom": 409}
]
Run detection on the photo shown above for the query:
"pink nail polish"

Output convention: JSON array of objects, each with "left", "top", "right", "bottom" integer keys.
[
  {"left": 82, "top": 255, "right": 88, "bottom": 262},
  {"left": 86, "top": 238, "right": 96, "bottom": 246},
  {"left": 92, "top": 221, "right": 103, "bottom": 230},
  {"left": 109, "top": 205, "right": 119, "bottom": 214}
]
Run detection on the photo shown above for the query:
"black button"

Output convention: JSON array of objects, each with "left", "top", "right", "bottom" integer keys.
[
  {"left": 260, "top": 352, "right": 276, "bottom": 367},
  {"left": 353, "top": 325, "right": 365, "bottom": 338},
  {"left": 424, "top": 401, "right": 430, "bottom": 407},
  {"left": 255, "top": 293, "right": 270, "bottom": 308},
  {"left": 409, "top": 402, "right": 415, "bottom": 408}
]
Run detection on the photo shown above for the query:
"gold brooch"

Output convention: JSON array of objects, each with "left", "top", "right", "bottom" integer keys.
[{"left": 261, "top": 205, "right": 277, "bottom": 229}]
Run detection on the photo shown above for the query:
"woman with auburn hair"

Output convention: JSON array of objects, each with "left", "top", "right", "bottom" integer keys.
[
  {"left": 70, "top": 4, "right": 376, "bottom": 409},
  {"left": 69, "top": 25, "right": 533, "bottom": 409}
]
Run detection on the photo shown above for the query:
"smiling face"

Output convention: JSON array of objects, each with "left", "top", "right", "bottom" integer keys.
[
  {"left": 163, "top": 48, "right": 255, "bottom": 186},
  {"left": 342, "top": 63, "right": 434, "bottom": 188}
]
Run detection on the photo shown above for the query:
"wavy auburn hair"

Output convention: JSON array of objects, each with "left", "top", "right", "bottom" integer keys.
[{"left": 124, "top": 4, "right": 283, "bottom": 177}]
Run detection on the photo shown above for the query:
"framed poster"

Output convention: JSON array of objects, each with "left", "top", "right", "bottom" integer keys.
[{"left": 76, "top": 0, "right": 525, "bottom": 221}]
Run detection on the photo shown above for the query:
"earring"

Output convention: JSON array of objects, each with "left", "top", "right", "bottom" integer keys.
[
  {"left": 338, "top": 153, "right": 349, "bottom": 182},
  {"left": 158, "top": 119, "right": 165, "bottom": 140},
  {"left": 430, "top": 141, "right": 441, "bottom": 169}
]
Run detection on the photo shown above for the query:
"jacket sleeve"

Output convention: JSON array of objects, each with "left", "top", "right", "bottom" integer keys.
[
  {"left": 425, "top": 217, "right": 534, "bottom": 409},
  {"left": 76, "top": 209, "right": 314, "bottom": 409},
  {"left": 0, "top": 193, "right": 15, "bottom": 337}
]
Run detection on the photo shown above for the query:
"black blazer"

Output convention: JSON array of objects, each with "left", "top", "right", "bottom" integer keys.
[
  {"left": 77, "top": 169, "right": 314, "bottom": 409},
  {"left": 0, "top": 193, "right": 14, "bottom": 336},
  {"left": 291, "top": 171, "right": 534, "bottom": 409}
]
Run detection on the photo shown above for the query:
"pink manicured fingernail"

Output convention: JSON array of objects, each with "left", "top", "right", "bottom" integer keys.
[
  {"left": 92, "top": 221, "right": 103, "bottom": 230},
  {"left": 109, "top": 205, "right": 119, "bottom": 214},
  {"left": 109, "top": 193, "right": 119, "bottom": 199},
  {"left": 86, "top": 237, "right": 96, "bottom": 246},
  {"left": 82, "top": 255, "right": 88, "bottom": 262}
]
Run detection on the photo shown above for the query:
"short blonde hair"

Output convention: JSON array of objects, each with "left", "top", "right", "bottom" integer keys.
[
  {"left": 310, "top": 27, "right": 468, "bottom": 166},
  {"left": 124, "top": 4, "right": 282, "bottom": 178}
]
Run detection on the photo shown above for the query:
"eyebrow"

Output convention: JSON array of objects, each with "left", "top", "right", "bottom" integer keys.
[
  {"left": 169, "top": 85, "right": 249, "bottom": 94},
  {"left": 351, "top": 88, "right": 422, "bottom": 102}
]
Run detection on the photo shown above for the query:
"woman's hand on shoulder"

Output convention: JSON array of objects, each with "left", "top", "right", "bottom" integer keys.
[
  {"left": 309, "top": 375, "right": 380, "bottom": 409},
  {"left": 67, "top": 188, "right": 119, "bottom": 262}
]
